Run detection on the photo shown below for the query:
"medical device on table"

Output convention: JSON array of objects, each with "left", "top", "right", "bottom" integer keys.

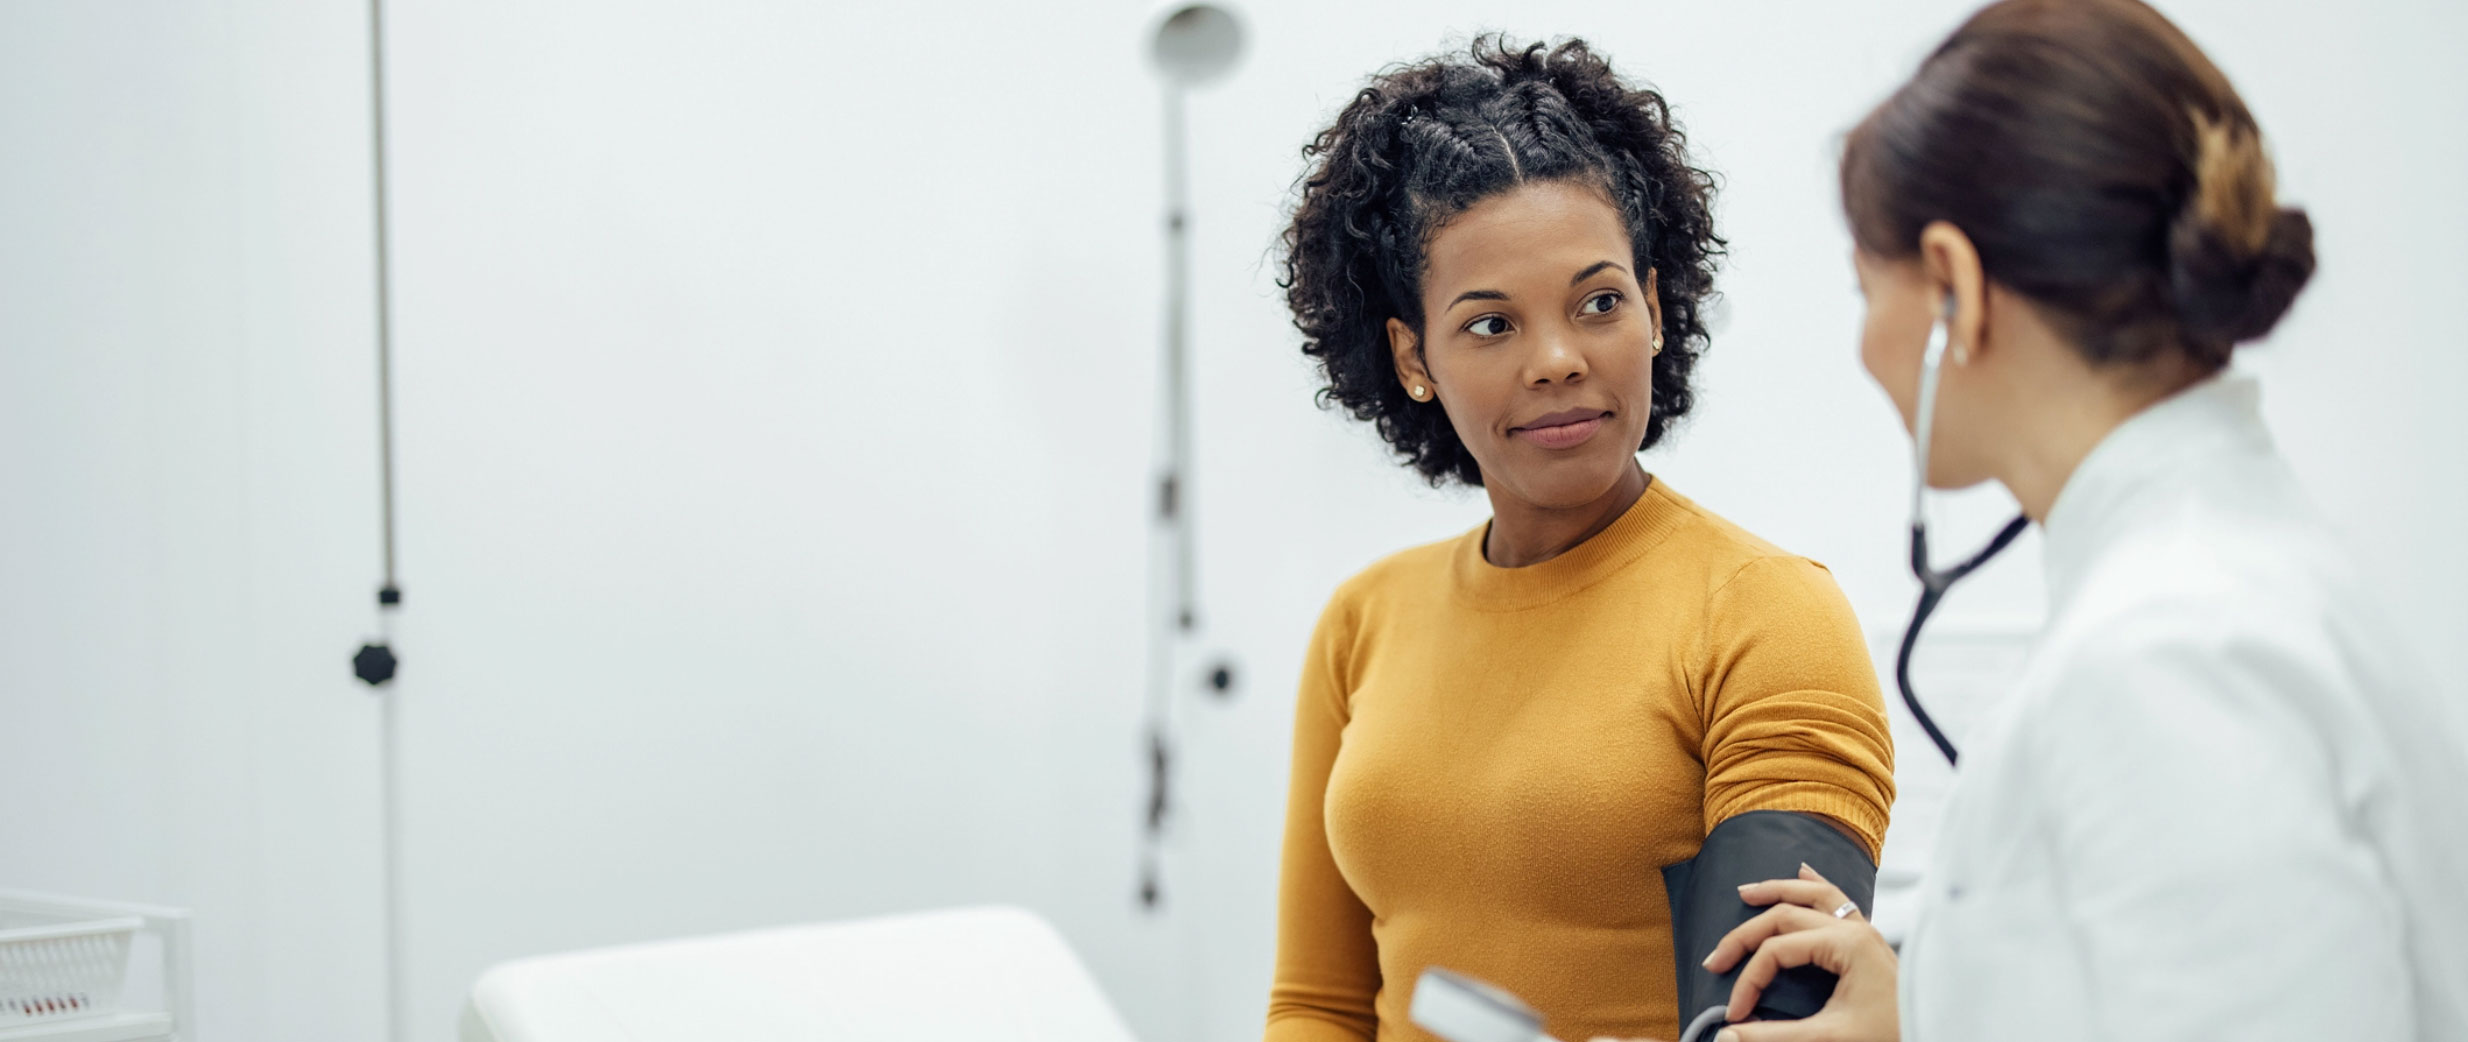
[{"left": 1413, "top": 968, "right": 1727, "bottom": 1042}]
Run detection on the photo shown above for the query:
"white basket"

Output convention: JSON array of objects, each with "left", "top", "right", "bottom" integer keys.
[
  {"left": 0, "top": 891, "right": 186, "bottom": 1042},
  {"left": 0, "top": 913, "right": 139, "bottom": 1025}
]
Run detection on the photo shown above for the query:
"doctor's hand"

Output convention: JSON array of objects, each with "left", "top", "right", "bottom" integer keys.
[{"left": 1696, "top": 864, "right": 1901, "bottom": 1042}]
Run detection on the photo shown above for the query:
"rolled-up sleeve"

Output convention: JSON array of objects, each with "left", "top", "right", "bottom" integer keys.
[{"left": 1695, "top": 556, "right": 1897, "bottom": 857}]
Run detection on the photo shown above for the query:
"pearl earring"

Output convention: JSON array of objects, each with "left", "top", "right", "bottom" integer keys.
[{"left": 1411, "top": 384, "right": 1429, "bottom": 401}]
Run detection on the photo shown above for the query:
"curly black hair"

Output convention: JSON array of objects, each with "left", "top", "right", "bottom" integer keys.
[{"left": 1280, "top": 36, "right": 1724, "bottom": 487}]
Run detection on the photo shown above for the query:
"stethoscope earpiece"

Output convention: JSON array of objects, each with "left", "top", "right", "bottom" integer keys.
[{"left": 1898, "top": 291, "right": 2026, "bottom": 767}]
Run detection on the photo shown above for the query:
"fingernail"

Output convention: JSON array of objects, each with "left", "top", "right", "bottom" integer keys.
[
  {"left": 1701, "top": 950, "right": 1717, "bottom": 968},
  {"left": 1716, "top": 1030, "right": 1741, "bottom": 1042},
  {"left": 1736, "top": 882, "right": 1756, "bottom": 893},
  {"left": 1800, "top": 862, "right": 1813, "bottom": 874}
]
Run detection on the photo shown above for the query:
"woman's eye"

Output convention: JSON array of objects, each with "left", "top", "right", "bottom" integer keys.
[
  {"left": 1580, "top": 291, "right": 1621, "bottom": 315},
  {"left": 1465, "top": 315, "right": 1511, "bottom": 337}
]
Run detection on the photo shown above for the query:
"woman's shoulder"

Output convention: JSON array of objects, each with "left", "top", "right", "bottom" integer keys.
[
  {"left": 1296, "top": 527, "right": 1477, "bottom": 665},
  {"left": 1646, "top": 481, "right": 1846, "bottom": 598},
  {"left": 1321, "top": 524, "right": 1478, "bottom": 610}
]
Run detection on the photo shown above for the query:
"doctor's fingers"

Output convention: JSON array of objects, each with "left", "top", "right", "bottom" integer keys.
[
  {"left": 1723, "top": 923, "right": 1882, "bottom": 1023},
  {"left": 1701, "top": 903, "right": 1838, "bottom": 973},
  {"left": 1735, "top": 878, "right": 1860, "bottom": 920},
  {"left": 1708, "top": 1011, "right": 1860, "bottom": 1042}
]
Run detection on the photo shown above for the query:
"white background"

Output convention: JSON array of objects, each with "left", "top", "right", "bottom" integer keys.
[{"left": 4, "top": 2, "right": 2462, "bottom": 1041}]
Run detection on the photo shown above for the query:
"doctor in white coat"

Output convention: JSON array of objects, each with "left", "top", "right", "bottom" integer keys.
[{"left": 1683, "top": 2, "right": 2468, "bottom": 1041}]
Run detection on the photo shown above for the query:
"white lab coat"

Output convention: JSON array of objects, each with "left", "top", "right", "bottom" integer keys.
[{"left": 1899, "top": 374, "right": 2468, "bottom": 1041}]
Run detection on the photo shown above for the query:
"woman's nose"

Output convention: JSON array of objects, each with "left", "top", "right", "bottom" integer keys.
[{"left": 1525, "top": 329, "right": 1588, "bottom": 386}]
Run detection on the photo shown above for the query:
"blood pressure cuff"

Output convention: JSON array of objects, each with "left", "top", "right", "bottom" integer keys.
[{"left": 1661, "top": 809, "right": 1877, "bottom": 1028}]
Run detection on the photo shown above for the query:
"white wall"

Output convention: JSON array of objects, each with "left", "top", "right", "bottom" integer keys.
[
  {"left": 3, "top": 3, "right": 2461, "bottom": 1042},
  {"left": 0, "top": 2, "right": 390, "bottom": 1039}
]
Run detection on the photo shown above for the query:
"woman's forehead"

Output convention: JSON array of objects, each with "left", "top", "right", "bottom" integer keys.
[{"left": 1423, "top": 181, "right": 1634, "bottom": 295}]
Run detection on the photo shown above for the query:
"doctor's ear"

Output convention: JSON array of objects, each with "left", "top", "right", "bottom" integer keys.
[{"left": 1918, "top": 221, "right": 1990, "bottom": 363}]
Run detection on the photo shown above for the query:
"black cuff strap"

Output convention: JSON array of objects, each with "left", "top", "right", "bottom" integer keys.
[{"left": 1662, "top": 809, "right": 1878, "bottom": 1026}]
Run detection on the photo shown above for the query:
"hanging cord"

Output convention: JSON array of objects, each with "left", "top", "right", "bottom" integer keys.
[
  {"left": 1136, "top": 83, "right": 1193, "bottom": 913},
  {"left": 1133, "top": 2, "right": 1247, "bottom": 921},
  {"left": 354, "top": 0, "right": 403, "bottom": 676},
  {"left": 350, "top": 0, "right": 409, "bottom": 1038}
]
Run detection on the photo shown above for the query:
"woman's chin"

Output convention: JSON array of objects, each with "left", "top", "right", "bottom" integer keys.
[{"left": 1493, "top": 454, "right": 1640, "bottom": 512}]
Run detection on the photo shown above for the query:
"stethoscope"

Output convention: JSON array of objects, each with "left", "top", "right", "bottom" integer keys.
[{"left": 1895, "top": 294, "right": 2030, "bottom": 767}]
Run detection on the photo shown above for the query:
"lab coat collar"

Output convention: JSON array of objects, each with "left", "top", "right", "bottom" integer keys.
[{"left": 2039, "top": 372, "right": 2274, "bottom": 613}]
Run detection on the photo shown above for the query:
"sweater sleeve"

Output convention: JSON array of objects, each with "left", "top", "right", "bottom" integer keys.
[
  {"left": 1264, "top": 593, "right": 1381, "bottom": 1042},
  {"left": 1695, "top": 556, "right": 1896, "bottom": 858}
]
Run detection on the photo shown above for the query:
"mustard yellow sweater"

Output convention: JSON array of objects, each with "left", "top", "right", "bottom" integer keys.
[{"left": 1266, "top": 480, "right": 1895, "bottom": 1042}]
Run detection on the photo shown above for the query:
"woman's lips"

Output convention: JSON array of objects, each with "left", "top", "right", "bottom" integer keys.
[{"left": 1511, "top": 412, "right": 1609, "bottom": 449}]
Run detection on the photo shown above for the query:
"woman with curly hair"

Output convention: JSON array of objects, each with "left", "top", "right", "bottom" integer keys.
[{"left": 1267, "top": 37, "right": 1896, "bottom": 1042}]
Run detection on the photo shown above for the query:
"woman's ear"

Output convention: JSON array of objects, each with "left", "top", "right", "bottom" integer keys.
[
  {"left": 1388, "top": 317, "right": 1435, "bottom": 401},
  {"left": 1641, "top": 268, "right": 1664, "bottom": 347},
  {"left": 1918, "top": 221, "right": 1990, "bottom": 361}
]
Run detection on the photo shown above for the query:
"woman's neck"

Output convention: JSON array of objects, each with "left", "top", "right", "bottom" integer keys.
[
  {"left": 1482, "top": 461, "right": 1650, "bottom": 568},
  {"left": 1994, "top": 356, "right": 2212, "bottom": 521}
]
